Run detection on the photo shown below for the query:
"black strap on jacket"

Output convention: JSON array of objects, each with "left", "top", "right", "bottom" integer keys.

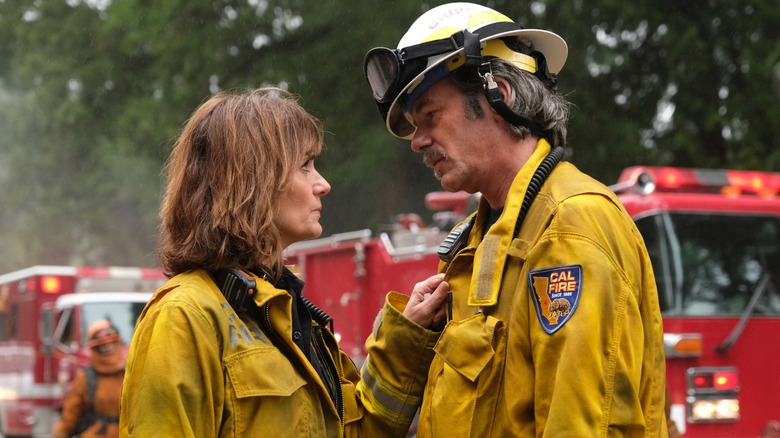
[{"left": 211, "top": 267, "right": 338, "bottom": 410}]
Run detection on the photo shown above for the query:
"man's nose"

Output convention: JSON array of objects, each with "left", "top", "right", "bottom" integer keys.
[{"left": 410, "top": 127, "right": 431, "bottom": 153}]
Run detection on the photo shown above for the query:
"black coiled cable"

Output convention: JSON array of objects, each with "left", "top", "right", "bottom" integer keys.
[
  {"left": 302, "top": 296, "right": 334, "bottom": 333},
  {"left": 512, "top": 146, "right": 564, "bottom": 239}
]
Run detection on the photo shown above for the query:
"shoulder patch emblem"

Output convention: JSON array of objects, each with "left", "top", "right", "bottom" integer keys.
[{"left": 528, "top": 265, "right": 582, "bottom": 334}]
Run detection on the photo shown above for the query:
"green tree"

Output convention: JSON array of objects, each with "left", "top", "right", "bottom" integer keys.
[
  {"left": 1, "top": 0, "right": 778, "bottom": 273},
  {"left": 496, "top": 0, "right": 780, "bottom": 180}
]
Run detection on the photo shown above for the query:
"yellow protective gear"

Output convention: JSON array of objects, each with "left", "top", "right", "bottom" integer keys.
[
  {"left": 416, "top": 140, "right": 667, "bottom": 437},
  {"left": 120, "top": 270, "right": 438, "bottom": 438}
]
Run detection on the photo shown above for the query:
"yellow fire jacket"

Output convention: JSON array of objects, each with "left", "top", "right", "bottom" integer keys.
[
  {"left": 415, "top": 140, "right": 667, "bottom": 437},
  {"left": 119, "top": 270, "right": 438, "bottom": 438}
]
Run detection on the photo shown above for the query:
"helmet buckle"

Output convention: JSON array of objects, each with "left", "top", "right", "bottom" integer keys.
[{"left": 478, "top": 62, "right": 498, "bottom": 91}]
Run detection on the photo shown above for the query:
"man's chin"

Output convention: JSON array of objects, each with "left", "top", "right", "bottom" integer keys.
[{"left": 438, "top": 177, "right": 461, "bottom": 193}]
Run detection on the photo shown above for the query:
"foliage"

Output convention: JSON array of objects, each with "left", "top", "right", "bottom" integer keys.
[
  {"left": 0, "top": 0, "right": 778, "bottom": 272},
  {"left": 504, "top": 0, "right": 780, "bottom": 180}
]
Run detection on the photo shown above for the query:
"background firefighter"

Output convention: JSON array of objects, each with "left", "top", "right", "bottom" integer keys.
[{"left": 53, "top": 320, "right": 124, "bottom": 438}]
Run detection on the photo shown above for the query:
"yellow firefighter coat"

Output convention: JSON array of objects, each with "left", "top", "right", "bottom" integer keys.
[
  {"left": 120, "top": 270, "right": 438, "bottom": 438},
  {"left": 414, "top": 140, "right": 667, "bottom": 437}
]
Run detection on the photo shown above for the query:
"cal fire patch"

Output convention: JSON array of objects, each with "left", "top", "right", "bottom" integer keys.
[{"left": 528, "top": 265, "right": 582, "bottom": 334}]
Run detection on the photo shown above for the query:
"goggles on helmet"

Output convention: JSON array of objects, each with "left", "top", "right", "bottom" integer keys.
[
  {"left": 364, "top": 22, "right": 525, "bottom": 120},
  {"left": 366, "top": 31, "right": 472, "bottom": 103},
  {"left": 88, "top": 330, "right": 120, "bottom": 348}
]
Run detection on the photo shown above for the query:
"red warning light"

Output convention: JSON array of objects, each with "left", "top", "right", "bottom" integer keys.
[
  {"left": 694, "top": 375, "right": 713, "bottom": 388},
  {"left": 41, "top": 276, "right": 62, "bottom": 294},
  {"left": 713, "top": 371, "right": 738, "bottom": 391},
  {"left": 689, "top": 367, "right": 740, "bottom": 393},
  {"left": 658, "top": 167, "right": 685, "bottom": 189},
  {"left": 728, "top": 170, "right": 780, "bottom": 195}
]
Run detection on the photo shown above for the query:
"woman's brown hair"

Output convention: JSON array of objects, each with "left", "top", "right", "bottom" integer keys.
[{"left": 158, "top": 87, "right": 322, "bottom": 278}]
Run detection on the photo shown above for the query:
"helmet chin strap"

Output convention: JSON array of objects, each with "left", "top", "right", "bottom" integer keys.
[
  {"left": 478, "top": 63, "right": 547, "bottom": 139},
  {"left": 460, "top": 29, "right": 548, "bottom": 139}
]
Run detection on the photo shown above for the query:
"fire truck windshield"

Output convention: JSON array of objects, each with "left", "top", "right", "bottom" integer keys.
[
  {"left": 635, "top": 212, "right": 780, "bottom": 316},
  {"left": 78, "top": 301, "right": 149, "bottom": 345}
]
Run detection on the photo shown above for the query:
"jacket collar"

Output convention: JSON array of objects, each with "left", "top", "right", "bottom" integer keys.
[
  {"left": 249, "top": 267, "right": 300, "bottom": 309},
  {"left": 467, "top": 139, "right": 551, "bottom": 307}
]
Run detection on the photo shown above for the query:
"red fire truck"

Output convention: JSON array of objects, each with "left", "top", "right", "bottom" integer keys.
[
  {"left": 285, "top": 165, "right": 780, "bottom": 437},
  {"left": 612, "top": 166, "right": 780, "bottom": 437},
  {"left": 0, "top": 266, "right": 165, "bottom": 437}
]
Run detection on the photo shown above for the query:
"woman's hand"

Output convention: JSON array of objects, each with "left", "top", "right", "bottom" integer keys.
[{"left": 402, "top": 273, "right": 449, "bottom": 330}]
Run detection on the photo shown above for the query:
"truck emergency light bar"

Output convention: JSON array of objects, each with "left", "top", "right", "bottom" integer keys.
[
  {"left": 75, "top": 266, "right": 165, "bottom": 279},
  {"left": 74, "top": 266, "right": 166, "bottom": 293},
  {"left": 0, "top": 265, "right": 166, "bottom": 296},
  {"left": 614, "top": 166, "right": 780, "bottom": 196}
]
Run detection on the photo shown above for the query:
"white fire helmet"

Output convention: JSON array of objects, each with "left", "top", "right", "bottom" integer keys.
[{"left": 364, "top": 2, "right": 568, "bottom": 139}]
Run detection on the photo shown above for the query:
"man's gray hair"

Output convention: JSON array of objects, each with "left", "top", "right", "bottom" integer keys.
[{"left": 450, "top": 39, "right": 569, "bottom": 148}]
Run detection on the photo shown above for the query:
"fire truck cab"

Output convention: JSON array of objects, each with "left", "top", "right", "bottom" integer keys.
[
  {"left": 612, "top": 166, "right": 780, "bottom": 437},
  {"left": 0, "top": 266, "right": 164, "bottom": 437}
]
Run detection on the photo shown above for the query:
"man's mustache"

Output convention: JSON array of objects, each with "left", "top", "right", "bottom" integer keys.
[{"left": 423, "top": 149, "right": 446, "bottom": 169}]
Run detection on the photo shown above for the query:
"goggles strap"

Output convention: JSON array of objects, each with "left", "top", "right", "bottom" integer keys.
[
  {"left": 402, "top": 38, "right": 460, "bottom": 62},
  {"left": 479, "top": 63, "right": 547, "bottom": 139},
  {"left": 400, "top": 21, "right": 524, "bottom": 64}
]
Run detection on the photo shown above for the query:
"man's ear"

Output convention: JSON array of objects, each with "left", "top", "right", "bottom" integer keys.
[
  {"left": 494, "top": 76, "right": 513, "bottom": 106},
  {"left": 486, "top": 76, "right": 514, "bottom": 123}
]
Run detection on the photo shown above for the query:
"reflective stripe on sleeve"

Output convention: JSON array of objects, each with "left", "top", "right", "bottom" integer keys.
[{"left": 358, "top": 356, "right": 421, "bottom": 424}]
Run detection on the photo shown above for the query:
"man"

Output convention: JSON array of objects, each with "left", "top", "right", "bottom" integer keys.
[{"left": 363, "top": 3, "right": 667, "bottom": 437}]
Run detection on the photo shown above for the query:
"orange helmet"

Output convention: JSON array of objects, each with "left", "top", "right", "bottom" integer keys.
[{"left": 86, "top": 319, "right": 120, "bottom": 348}]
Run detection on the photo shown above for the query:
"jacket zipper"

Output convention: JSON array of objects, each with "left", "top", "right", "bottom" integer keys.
[
  {"left": 313, "top": 325, "right": 344, "bottom": 425},
  {"left": 261, "top": 303, "right": 344, "bottom": 426}
]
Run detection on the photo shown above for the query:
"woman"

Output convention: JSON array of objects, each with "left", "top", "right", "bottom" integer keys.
[
  {"left": 54, "top": 320, "right": 124, "bottom": 438},
  {"left": 119, "top": 88, "right": 448, "bottom": 437}
]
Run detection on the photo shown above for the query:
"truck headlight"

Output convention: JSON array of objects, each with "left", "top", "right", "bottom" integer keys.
[{"left": 689, "top": 397, "right": 740, "bottom": 422}]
